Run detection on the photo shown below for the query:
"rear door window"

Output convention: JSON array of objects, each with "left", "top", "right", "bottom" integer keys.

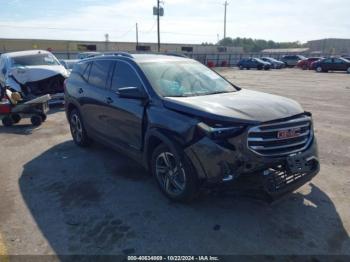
[{"left": 88, "top": 60, "right": 113, "bottom": 89}]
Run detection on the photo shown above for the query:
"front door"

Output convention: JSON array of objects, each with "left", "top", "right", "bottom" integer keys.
[{"left": 102, "top": 60, "right": 146, "bottom": 151}]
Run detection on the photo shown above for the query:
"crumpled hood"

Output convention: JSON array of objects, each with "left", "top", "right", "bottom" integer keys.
[
  {"left": 10, "top": 65, "right": 68, "bottom": 84},
  {"left": 163, "top": 89, "right": 304, "bottom": 123}
]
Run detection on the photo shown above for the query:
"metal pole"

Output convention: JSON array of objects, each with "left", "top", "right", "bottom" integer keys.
[
  {"left": 157, "top": 0, "right": 160, "bottom": 52},
  {"left": 224, "top": 1, "right": 228, "bottom": 39},
  {"left": 136, "top": 23, "right": 139, "bottom": 47}
]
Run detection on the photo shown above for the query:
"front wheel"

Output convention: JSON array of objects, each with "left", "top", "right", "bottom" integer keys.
[
  {"left": 2, "top": 116, "right": 14, "bottom": 127},
  {"left": 69, "top": 109, "right": 91, "bottom": 147},
  {"left": 151, "top": 144, "right": 199, "bottom": 202},
  {"left": 316, "top": 66, "right": 323, "bottom": 73}
]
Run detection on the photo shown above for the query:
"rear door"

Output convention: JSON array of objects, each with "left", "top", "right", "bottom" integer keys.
[
  {"left": 79, "top": 59, "right": 114, "bottom": 136},
  {"left": 102, "top": 60, "right": 146, "bottom": 150},
  {"left": 322, "top": 58, "right": 333, "bottom": 71}
]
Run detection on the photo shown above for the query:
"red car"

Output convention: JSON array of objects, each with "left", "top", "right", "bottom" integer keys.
[{"left": 297, "top": 57, "right": 323, "bottom": 70}]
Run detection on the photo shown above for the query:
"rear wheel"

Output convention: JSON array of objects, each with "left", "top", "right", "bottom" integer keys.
[
  {"left": 239, "top": 65, "right": 244, "bottom": 70},
  {"left": 302, "top": 64, "right": 308, "bottom": 70},
  {"left": 347, "top": 67, "right": 350, "bottom": 74},
  {"left": 2, "top": 116, "right": 14, "bottom": 127},
  {"left": 31, "top": 115, "right": 43, "bottom": 126},
  {"left": 69, "top": 109, "right": 91, "bottom": 147},
  {"left": 12, "top": 114, "right": 21, "bottom": 124},
  {"left": 151, "top": 144, "right": 199, "bottom": 202}
]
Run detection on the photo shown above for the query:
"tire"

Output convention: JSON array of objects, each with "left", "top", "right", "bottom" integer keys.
[
  {"left": 12, "top": 114, "right": 21, "bottom": 124},
  {"left": 40, "top": 114, "right": 47, "bottom": 122},
  {"left": 239, "top": 65, "right": 244, "bottom": 70},
  {"left": 302, "top": 65, "right": 308, "bottom": 70},
  {"left": 347, "top": 67, "right": 350, "bottom": 74},
  {"left": 69, "top": 109, "right": 91, "bottom": 147},
  {"left": 316, "top": 66, "right": 323, "bottom": 73},
  {"left": 2, "top": 116, "right": 14, "bottom": 127},
  {"left": 246, "top": 67, "right": 250, "bottom": 70},
  {"left": 31, "top": 115, "right": 43, "bottom": 126},
  {"left": 151, "top": 144, "right": 199, "bottom": 202}
]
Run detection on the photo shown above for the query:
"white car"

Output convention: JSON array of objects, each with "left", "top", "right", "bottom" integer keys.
[{"left": 0, "top": 50, "right": 68, "bottom": 104}]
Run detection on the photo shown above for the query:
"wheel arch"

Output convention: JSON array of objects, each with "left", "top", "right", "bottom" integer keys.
[{"left": 143, "top": 128, "right": 185, "bottom": 171}]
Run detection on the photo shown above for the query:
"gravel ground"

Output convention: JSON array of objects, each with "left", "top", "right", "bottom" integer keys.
[{"left": 0, "top": 68, "right": 349, "bottom": 257}]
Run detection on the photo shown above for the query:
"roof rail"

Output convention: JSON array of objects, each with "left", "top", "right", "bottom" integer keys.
[{"left": 104, "top": 52, "right": 134, "bottom": 59}]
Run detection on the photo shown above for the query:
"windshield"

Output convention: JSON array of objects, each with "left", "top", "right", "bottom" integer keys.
[
  {"left": 11, "top": 53, "right": 60, "bottom": 67},
  {"left": 139, "top": 61, "right": 237, "bottom": 97},
  {"left": 265, "top": 57, "right": 278, "bottom": 62},
  {"left": 254, "top": 58, "right": 265, "bottom": 63}
]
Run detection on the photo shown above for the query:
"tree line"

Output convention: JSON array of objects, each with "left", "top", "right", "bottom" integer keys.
[{"left": 202, "top": 37, "right": 305, "bottom": 53}]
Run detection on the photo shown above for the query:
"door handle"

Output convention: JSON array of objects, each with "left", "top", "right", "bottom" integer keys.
[
  {"left": 106, "top": 97, "right": 113, "bottom": 104},
  {"left": 78, "top": 88, "right": 84, "bottom": 94}
]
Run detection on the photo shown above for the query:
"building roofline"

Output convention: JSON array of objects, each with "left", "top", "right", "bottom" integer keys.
[{"left": 0, "top": 37, "right": 238, "bottom": 47}]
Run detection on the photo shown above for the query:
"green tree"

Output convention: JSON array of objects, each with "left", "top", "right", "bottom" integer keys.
[{"left": 217, "top": 37, "right": 304, "bottom": 52}]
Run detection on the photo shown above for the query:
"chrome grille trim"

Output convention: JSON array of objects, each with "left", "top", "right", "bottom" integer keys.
[
  {"left": 247, "top": 115, "right": 313, "bottom": 157},
  {"left": 248, "top": 130, "right": 310, "bottom": 142},
  {"left": 251, "top": 123, "right": 310, "bottom": 133}
]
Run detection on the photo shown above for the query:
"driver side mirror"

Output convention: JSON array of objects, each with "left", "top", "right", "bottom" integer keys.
[{"left": 117, "top": 86, "right": 147, "bottom": 99}]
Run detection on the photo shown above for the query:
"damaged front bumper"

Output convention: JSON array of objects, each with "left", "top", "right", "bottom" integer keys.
[{"left": 185, "top": 134, "right": 320, "bottom": 198}]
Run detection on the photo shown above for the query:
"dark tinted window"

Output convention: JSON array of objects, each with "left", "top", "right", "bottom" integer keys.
[
  {"left": 111, "top": 61, "right": 142, "bottom": 91},
  {"left": 89, "top": 60, "right": 113, "bottom": 89},
  {"left": 75, "top": 62, "right": 88, "bottom": 75},
  {"left": 73, "top": 62, "right": 90, "bottom": 81},
  {"left": 323, "top": 58, "right": 332, "bottom": 63},
  {"left": 182, "top": 46, "right": 193, "bottom": 52},
  {"left": 136, "top": 45, "right": 151, "bottom": 51}
]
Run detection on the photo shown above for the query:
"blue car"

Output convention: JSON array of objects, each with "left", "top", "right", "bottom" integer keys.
[{"left": 237, "top": 58, "right": 271, "bottom": 70}]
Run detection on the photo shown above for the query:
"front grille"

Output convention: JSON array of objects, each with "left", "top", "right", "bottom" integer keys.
[{"left": 248, "top": 115, "right": 313, "bottom": 156}]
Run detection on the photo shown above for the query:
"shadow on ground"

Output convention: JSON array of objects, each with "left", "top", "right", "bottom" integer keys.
[{"left": 19, "top": 141, "right": 349, "bottom": 256}]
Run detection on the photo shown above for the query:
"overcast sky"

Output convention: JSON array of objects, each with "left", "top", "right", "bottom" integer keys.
[{"left": 0, "top": 0, "right": 349, "bottom": 44}]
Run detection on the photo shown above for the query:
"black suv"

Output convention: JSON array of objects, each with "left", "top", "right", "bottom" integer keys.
[{"left": 65, "top": 54, "right": 320, "bottom": 202}]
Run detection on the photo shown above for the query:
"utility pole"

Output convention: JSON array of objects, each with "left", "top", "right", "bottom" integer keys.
[
  {"left": 157, "top": 0, "right": 160, "bottom": 52},
  {"left": 153, "top": 0, "right": 164, "bottom": 52},
  {"left": 224, "top": 1, "right": 229, "bottom": 39},
  {"left": 136, "top": 23, "right": 139, "bottom": 47}
]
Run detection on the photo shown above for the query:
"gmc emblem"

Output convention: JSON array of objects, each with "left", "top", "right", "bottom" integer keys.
[{"left": 277, "top": 128, "right": 301, "bottom": 139}]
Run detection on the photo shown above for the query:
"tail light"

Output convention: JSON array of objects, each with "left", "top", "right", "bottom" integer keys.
[{"left": 0, "top": 97, "right": 11, "bottom": 114}]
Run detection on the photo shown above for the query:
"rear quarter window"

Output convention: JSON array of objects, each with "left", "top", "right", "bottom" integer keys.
[{"left": 88, "top": 60, "right": 113, "bottom": 89}]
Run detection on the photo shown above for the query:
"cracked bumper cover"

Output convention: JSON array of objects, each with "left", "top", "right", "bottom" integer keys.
[{"left": 185, "top": 134, "right": 319, "bottom": 194}]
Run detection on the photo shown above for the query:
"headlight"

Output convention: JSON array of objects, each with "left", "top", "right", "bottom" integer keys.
[{"left": 197, "top": 122, "right": 246, "bottom": 139}]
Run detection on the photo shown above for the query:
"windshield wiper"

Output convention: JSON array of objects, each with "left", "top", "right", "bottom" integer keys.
[{"left": 202, "top": 90, "right": 235, "bottom": 96}]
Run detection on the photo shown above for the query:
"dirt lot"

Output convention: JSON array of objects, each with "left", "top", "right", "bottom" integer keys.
[{"left": 0, "top": 68, "right": 349, "bottom": 257}]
